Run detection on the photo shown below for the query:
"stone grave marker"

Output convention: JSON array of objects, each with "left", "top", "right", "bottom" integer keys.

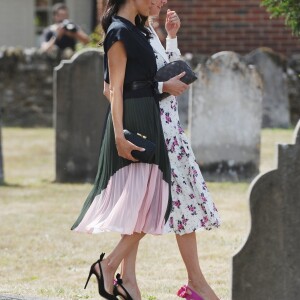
[
  {"left": 189, "top": 51, "right": 263, "bottom": 181},
  {"left": 245, "top": 48, "right": 290, "bottom": 128},
  {"left": 287, "top": 67, "right": 300, "bottom": 126},
  {"left": 232, "top": 120, "right": 300, "bottom": 299},
  {"left": 54, "top": 49, "right": 109, "bottom": 182}
]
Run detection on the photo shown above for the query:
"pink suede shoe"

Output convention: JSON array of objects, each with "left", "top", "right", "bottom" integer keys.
[{"left": 177, "top": 285, "right": 204, "bottom": 300}]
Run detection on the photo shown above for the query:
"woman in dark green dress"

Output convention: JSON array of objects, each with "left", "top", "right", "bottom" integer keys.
[{"left": 71, "top": 0, "right": 171, "bottom": 299}]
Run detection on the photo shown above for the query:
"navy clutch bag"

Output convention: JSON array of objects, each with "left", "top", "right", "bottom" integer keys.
[
  {"left": 154, "top": 60, "right": 198, "bottom": 100},
  {"left": 123, "top": 129, "right": 156, "bottom": 163}
]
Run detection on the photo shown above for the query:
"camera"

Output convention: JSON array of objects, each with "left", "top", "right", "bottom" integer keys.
[{"left": 61, "top": 19, "right": 78, "bottom": 32}]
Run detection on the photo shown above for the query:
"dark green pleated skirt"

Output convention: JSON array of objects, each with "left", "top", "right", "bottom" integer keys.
[{"left": 71, "top": 96, "right": 172, "bottom": 234}]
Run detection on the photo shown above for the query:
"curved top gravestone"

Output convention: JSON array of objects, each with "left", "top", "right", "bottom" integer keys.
[
  {"left": 245, "top": 47, "right": 290, "bottom": 128},
  {"left": 54, "top": 48, "right": 109, "bottom": 183},
  {"left": 189, "top": 51, "right": 263, "bottom": 181},
  {"left": 232, "top": 120, "right": 300, "bottom": 300}
]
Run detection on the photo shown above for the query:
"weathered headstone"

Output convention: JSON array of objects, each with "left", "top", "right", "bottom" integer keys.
[
  {"left": 232, "top": 120, "right": 300, "bottom": 300},
  {"left": 287, "top": 67, "right": 300, "bottom": 126},
  {"left": 189, "top": 51, "right": 263, "bottom": 181},
  {"left": 245, "top": 48, "right": 290, "bottom": 128},
  {"left": 54, "top": 49, "right": 109, "bottom": 182}
]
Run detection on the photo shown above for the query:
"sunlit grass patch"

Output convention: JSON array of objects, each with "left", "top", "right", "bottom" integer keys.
[{"left": 0, "top": 127, "right": 294, "bottom": 299}]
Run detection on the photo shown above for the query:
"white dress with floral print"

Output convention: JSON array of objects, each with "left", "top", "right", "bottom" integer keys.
[{"left": 149, "top": 25, "right": 221, "bottom": 235}]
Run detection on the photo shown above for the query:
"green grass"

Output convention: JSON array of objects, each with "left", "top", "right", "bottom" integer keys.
[{"left": 0, "top": 127, "right": 294, "bottom": 300}]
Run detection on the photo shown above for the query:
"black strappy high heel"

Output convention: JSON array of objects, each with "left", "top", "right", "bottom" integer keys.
[
  {"left": 113, "top": 273, "right": 134, "bottom": 300},
  {"left": 84, "top": 253, "right": 117, "bottom": 300}
]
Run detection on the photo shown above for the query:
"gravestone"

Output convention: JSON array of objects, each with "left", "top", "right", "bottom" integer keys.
[
  {"left": 189, "top": 51, "right": 263, "bottom": 181},
  {"left": 287, "top": 67, "right": 300, "bottom": 126},
  {"left": 245, "top": 48, "right": 290, "bottom": 128},
  {"left": 232, "top": 120, "right": 300, "bottom": 300},
  {"left": 54, "top": 49, "right": 109, "bottom": 182}
]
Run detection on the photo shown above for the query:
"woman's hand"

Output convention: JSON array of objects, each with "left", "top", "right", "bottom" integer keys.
[
  {"left": 165, "top": 9, "right": 181, "bottom": 39},
  {"left": 115, "top": 136, "right": 145, "bottom": 162},
  {"left": 163, "top": 72, "right": 188, "bottom": 96}
]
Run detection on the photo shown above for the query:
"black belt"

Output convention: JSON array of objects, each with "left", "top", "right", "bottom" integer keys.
[
  {"left": 125, "top": 80, "right": 155, "bottom": 91},
  {"left": 124, "top": 80, "right": 160, "bottom": 105}
]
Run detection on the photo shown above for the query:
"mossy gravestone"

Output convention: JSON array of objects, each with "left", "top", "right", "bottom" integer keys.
[
  {"left": 54, "top": 49, "right": 109, "bottom": 182},
  {"left": 232, "top": 120, "right": 300, "bottom": 299}
]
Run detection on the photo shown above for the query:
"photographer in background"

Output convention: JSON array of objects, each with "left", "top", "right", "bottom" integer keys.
[{"left": 41, "top": 3, "right": 89, "bottom": 53}]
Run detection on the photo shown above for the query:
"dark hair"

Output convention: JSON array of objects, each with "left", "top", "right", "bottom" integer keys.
[
  {"left": 101, "top": 0, "right": 151, "bottom": 38},
  {"left": 101, "top": 0, "right": 125, "bottom": 34},
  {"left": 138, "top": 15, "right": 151, "bottom": 39},
  {"left": 52, "top": 3, "right": 68, "bottom": 16}
]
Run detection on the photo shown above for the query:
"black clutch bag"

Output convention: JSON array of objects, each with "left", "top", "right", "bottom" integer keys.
[
  {"left": 154, "top": 60, "right": 198, "bottom": 100},
  {"left": 123, "top": 129, "right": 156, "bottom": 163}
]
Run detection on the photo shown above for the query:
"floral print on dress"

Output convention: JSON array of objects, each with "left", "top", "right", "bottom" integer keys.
[{"left": 149, "top": 25, "right": 221, "bottom": 235}]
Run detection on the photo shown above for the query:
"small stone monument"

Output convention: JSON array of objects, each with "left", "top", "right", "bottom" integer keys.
[
  {"left": 189, "top": 51, "right": 263, "bottom": 181},
  {"left": 54, "top": 49, "right": 109, "bottom": 182},
  {"left": 245, "top": 48, "right": 290, "bottom": 128},
  {"left": 232, "top": 120, "right": 300, "bottom": 299}
]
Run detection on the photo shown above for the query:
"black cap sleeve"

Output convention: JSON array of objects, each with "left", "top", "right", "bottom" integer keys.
[{"left": 103, "top": 26, "right": 131, "bottom": 57}]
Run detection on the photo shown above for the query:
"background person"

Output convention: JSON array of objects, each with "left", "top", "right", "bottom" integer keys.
[{"left": 40, "top": 3, "right": 89, "bottom": 53}]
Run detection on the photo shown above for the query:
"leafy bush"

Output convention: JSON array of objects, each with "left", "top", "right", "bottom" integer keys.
[
  {"left": 261, "top": 0, "right": 300, "bottom": 35},
  {"left": 76, "top": 24, "right": 104, "bottom": 51}
]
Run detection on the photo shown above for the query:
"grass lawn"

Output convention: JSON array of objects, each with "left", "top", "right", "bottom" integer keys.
[{"left": 0, "top": 127, "right": 294, "bottom": 300}]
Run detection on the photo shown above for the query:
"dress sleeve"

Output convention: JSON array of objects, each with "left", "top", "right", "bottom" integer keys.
[
  {"left": 157, "top": 82, "right": 164, "bottom": 94},
  {"left": 103, "top": 26, "right": 132, "bottom": 56},
  {"left": 166, "top": 37, "right": 181, "bottom": 62},
  {"left": 103, "top": 26, "right": 132, "bottom": 83}
]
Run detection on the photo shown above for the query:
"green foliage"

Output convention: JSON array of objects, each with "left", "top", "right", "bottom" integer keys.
[
  {"left": 76, "top": 24, "right": 104, "bottom": 51},
  {"left": 261, "top": 0, "right": 300, "bottom": 35}
]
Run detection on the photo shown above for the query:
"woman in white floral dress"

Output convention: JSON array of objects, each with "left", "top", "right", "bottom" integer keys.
[{"left": 113, "top": 1, "right": 221, "bottom": 300}]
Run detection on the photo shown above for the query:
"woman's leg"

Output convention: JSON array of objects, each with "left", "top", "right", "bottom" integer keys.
[
  {"left": 97, "top": 233, "right": 145, "bottom": 295},
  {"left": 119, "top": 241, "right": 142, "bottom": 299},
  {"left": 176, "top": 232, "right": 219, "bottom": 300}
]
